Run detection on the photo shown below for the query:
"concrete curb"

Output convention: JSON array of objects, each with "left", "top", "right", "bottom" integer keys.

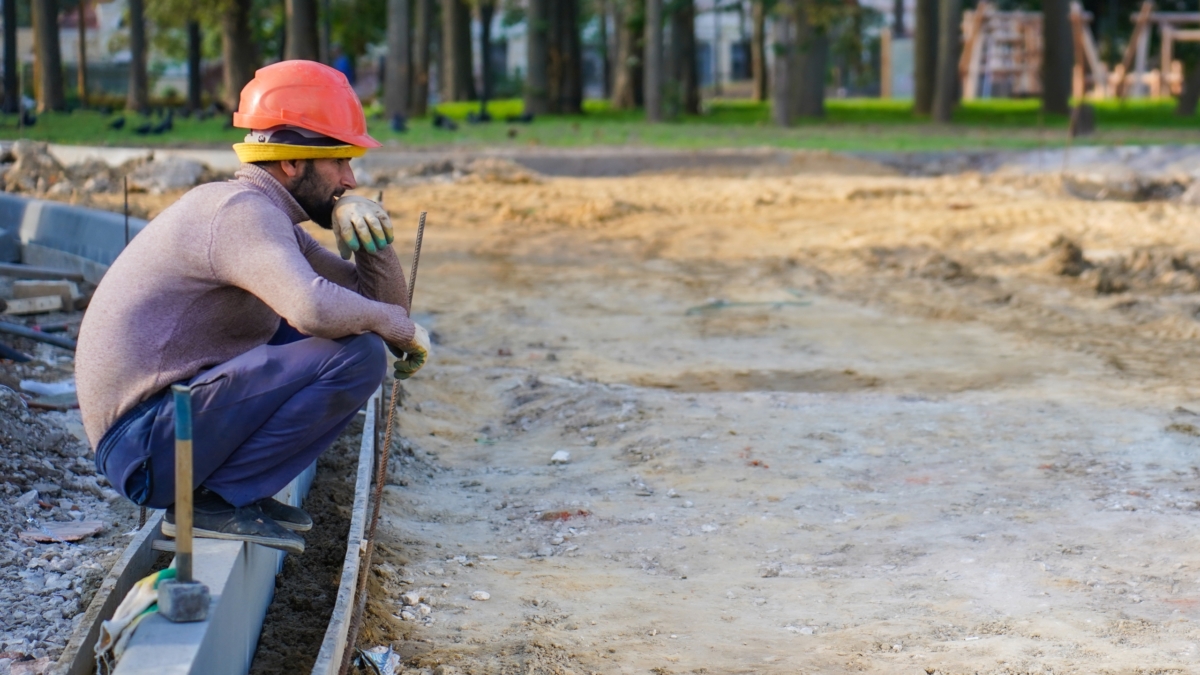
[{"left": 0, "top": 192, "right": 148, "bottom": 283}]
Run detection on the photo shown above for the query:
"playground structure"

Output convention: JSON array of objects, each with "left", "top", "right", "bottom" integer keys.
[{"left": 956, "top": 0, "right": 1192, "bottom": 101}]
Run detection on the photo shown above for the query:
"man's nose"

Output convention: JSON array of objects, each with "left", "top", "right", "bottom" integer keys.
[{"left": 341, "top": 161, "right": 357, "bottom": 190}]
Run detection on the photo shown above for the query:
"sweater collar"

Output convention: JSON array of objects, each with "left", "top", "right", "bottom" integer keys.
[{"left": 234, "top": 163, "right": 310, "bottom": 225}]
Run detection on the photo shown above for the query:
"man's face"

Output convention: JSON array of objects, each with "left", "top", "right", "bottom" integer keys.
[{"left": 288, "top": 158, "right": 357, "bottom": 229}]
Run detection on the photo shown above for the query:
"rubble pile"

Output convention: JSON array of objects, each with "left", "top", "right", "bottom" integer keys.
[{"left": 0, "top": 386, "right": 131, "bottom": 672}]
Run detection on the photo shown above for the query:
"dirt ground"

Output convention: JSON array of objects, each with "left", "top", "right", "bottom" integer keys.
[
  {"left": 112, "top": 160, "right": 1200, "bottom": 674},
  {"left": 309, "top": 165, "right": 1200, "bottom": 675}
]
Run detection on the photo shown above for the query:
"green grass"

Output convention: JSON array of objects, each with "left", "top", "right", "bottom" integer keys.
[{"left": 3, "top": 97, "right": 1199, "bottom": 153}]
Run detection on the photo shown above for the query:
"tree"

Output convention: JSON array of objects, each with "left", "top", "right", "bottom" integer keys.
[
  {"left": 772, "top": 0, "right": 827, "bottom": 125},
  {"left": 222, "top": 0, "right": 257, "bottom": 110},
  {"left": 411, "top": 0, "right": 432, "bottom": 114},
  {"left": 913, "top": 0, "right": 936, "bottom": 115},
  {"left": 750, "top": 0, "right": 767, "bottom": 101},
  {"left": 1042, "top": 0, "right": 1072, "bottom": 115},
  {"left": 547, "top": 0, "right": 582, "bottom": 113},
  {"left": 127, "top": 0, "right": 149, "bottom": 112},
  {"left": 611, "top": 0, "right": 643, "bottom": 109},
  {"left": 598, "top": 0, "right": 611, "bottom": 98},
  {"left": 385, "top": 0, "right": 411, "bottom": 118},
  {"left": 3, "top": 0, "right": 17, "bottom": 113},
  {"left": 476, "top": 0, "right": 496, "bottom": 117},
  {"left": 441, "top": 0, "right": 474, "bottom": 101},
  {"left": 644, "top": 0, "right": 662, "bottom": 120},
  {"left": 525, "top": 0, "right": 549, "bottom": 113},
  {"left": 286, "top": 0, "right": 320, "bottom": 61},
  {"left": 77, "top": 0, "right": 88, "bottom": 107},
  {"left": 186, "top": 20, "right": 202, "bottom": 111},
  {"left": 32, "top": 0, "right": 65, "bottom": 112},
  {"left": 667, "top": 0, "right": 698, "bottom": 115},
  {"left": 930, "top": 0, "right": 959, "bottom": 122}
]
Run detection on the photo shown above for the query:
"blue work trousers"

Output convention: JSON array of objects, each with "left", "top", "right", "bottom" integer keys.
[{"left": 94, "top": 325, "right": 386, "bottom": 508}]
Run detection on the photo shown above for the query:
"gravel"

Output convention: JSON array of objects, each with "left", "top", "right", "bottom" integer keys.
[{"left": 0, "top": 383, "right": 137, "bottom": 667}]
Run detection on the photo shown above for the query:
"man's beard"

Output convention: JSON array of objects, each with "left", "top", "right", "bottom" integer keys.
[{"left": 290, "top": 160, "right": 341, "bottom": 228}]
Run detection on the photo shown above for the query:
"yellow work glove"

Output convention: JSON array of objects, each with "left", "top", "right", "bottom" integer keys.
[
  {"left": 394, "top": 323, "right": 431, "bottom": 380},
  {"left": 332, "top": 195, "right": 394, "bottom": 259}
]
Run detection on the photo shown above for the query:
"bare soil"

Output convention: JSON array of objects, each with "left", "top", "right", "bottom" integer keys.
[
  {"left": 249, "top": 419, "right": 361, "bottom": 675},
  {"left": 321, "top": 167, "right": 1200, "bottom": 675},
  {"left": 101, "top": 161, "right": 1200, "bottom": 674}
]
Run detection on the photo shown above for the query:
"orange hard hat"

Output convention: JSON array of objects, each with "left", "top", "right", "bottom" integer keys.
[{"left": 233, "top": 60, "right": 380, "bottom": 149}]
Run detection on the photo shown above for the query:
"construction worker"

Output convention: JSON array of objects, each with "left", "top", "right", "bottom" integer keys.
[{"left": 75, "top": 60, "right": 429, "bottom": 555}]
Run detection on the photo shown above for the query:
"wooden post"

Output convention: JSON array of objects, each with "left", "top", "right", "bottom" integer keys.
[
  {"left": 1069, "top": 2, "right": 1086, "bottom": 100},
  {"left": 881, "top": 26, "right": 893, "bottom": 98},
  {"left": 1161, "top": 24, "right": 1173, "bottom": 96},
  {"left": 1116, "top": 1, "right": 1154, "bottom": 98},
  {"left": 1134, "top": 17, "right": 1150, "bottom": 96},
  {"left": 960, "top": 4, "right": 987, "bottom": 100}
]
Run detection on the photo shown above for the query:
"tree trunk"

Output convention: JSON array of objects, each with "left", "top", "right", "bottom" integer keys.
[
  {"left": 478, "top": 1, "right": 494, "bottom": 115},
  {"left": 285, "top": 0, "right": 320, "bottom": 61},
  {"left": 33, "top": 0, "right": 65, "bottom": 112},
  {"left": 77, "top": 0, "right": 87, "bottom": 107},
  {"left": 644, "top": 0, "right": 662, "bottom": 120},
  {"left": 772, "top": 0, "right": 795, "bottom": 126},
  {"left": 751, "top": 0, "right": 767, "bottom": 101},
  {"left": 320, "top": 0, "right": 331, "bottom": 64},
  {"left": 913, "top": 0, "right": 937, "bottom": 116},
  {"left": 525, "top": 0, "right": 549, "bottom": 113},
  {"left": 893, "top": 0, "right": 906, "bottom": 37},
  {"left": 411, "top": 0, "right": 431, "bottom": 115},
  {"left": 126, "top": 0, "right": 148, "bottom": 112},
  {"left": 668, "top": 0, "right": 698, "bottom": 115},
  {"left": 385, "top": 0, "right": 411, "bottom": 119},
  {"left": 3, "top": 0, "right": 18, "bottom": 113},
  {"left": 612, "top": 0, "right": 644, "bottom": 109},
  {"left": 1042, "top": 0, "right": 1072, "bottom": 115},
  {"left": 598, "top": 0, "right": 611, "bottom": 98},
  {"left": 222, "top": 0, "right": 257, "bottom": 111},
  {"left": 931, "top": 0, "right": 959, "bottom": 123},
  {"left": 440, "top": 0, "right": 473, "bottom": 101},
  {"left": 187, "top": 20, "right": 202, "bottom": 111},
  {"left": 793, "top": 0, "right": 826, "bottom": 119},
  {"left": 546, "top": 0, "right": 582, "bottom": 113},
  {"left": 1177, "top": 62, "right": 1200, "bottom": 115}
]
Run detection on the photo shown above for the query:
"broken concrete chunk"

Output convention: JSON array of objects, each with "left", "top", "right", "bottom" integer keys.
[
  {"left": 19, "top": 520, "right": 105, "bottom": 543},
  {"left": 13, "top": 279, "right": 79, "bottom": 308},
  {"left": 127, "top": 156, "right": 208, "bottom": 194},
  {"left": 550, "top": 450, "right": 570, "bottom": 464},
  {"left": 470, "top": 590, "right": 490, "bottom": 601}
]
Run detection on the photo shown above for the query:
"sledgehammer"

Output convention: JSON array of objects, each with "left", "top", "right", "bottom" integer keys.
[{"left": 157, "top": 384, "right": 211, "bottom": 622}]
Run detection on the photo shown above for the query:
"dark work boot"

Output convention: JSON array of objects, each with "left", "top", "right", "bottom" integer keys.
[
  {"left": 163, "top": 488, "right": 305, "bottom": 555},
  {"left": 255, "top": 497, "right": 313, "bottom": 532}
]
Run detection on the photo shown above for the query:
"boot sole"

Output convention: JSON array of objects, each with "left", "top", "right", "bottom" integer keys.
[
  {"left": 162, "top": 520, "right": 305, "bottom": 555},
  {"left": 276, "top": 520, "right": 312, "bottom": 533}
]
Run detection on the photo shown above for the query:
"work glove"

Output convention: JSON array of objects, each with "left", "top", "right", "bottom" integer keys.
[
  {"left": 332, "top": 195, "right": 394, "bottom": 259},
  {"left": 394, "top": 323, "right": 431, "bottom": 380}
]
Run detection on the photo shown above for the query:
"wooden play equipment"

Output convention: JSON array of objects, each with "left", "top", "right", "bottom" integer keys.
[
  {"left": 959, "top": 2, "right": 1044, "bottom": 100},
  {"left": 955, "top": 0, "right": 1186, "bottom": 101}
]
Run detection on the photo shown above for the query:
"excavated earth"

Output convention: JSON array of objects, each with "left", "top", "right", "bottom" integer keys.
[
  {"left": 16, "top": 153, "right": 1200, "bottom": 674},
  {"left": 336, "top": 165, "right": 1200, "bottom": 675}
]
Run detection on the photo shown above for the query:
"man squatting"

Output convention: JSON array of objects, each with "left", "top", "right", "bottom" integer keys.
[{"left": 75, "top": 60, "right": 431, "bottom": 555}]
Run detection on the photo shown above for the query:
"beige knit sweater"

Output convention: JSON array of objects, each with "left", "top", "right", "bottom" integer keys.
[{"left": 76, "top": 164, "right": 414, "bottom": 448}]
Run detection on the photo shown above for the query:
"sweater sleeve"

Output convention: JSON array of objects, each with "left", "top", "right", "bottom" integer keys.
[
  {"left": 294, "top": 225, "right": 410, "bottom": 313},
  {"left": 207, "top": 192, "right": 416, "bottom": 349}
]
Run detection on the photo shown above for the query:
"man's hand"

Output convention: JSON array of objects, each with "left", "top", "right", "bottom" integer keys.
[
  {"left": 394, "top": 323, "right": 431, "bottom": 380},
  {"left": 332, "top": 195, "right": 394, "bottom": 259}
]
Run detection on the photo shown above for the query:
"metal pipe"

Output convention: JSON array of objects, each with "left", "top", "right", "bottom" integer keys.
[
  {"left": 0, "top": 321, "right": 78, "bottom": 350},
  {"left": 172, "top": 384, "right": 194, "bottom": 583}
]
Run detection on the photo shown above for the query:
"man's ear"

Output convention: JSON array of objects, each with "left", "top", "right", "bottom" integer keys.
[{"left": 279, "top": 159, "right": 304, "bottom": 180}]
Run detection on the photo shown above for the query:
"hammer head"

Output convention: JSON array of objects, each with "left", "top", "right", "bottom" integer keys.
[{"left": 157, "top": 579, "right": 211, "bottom": 623}]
